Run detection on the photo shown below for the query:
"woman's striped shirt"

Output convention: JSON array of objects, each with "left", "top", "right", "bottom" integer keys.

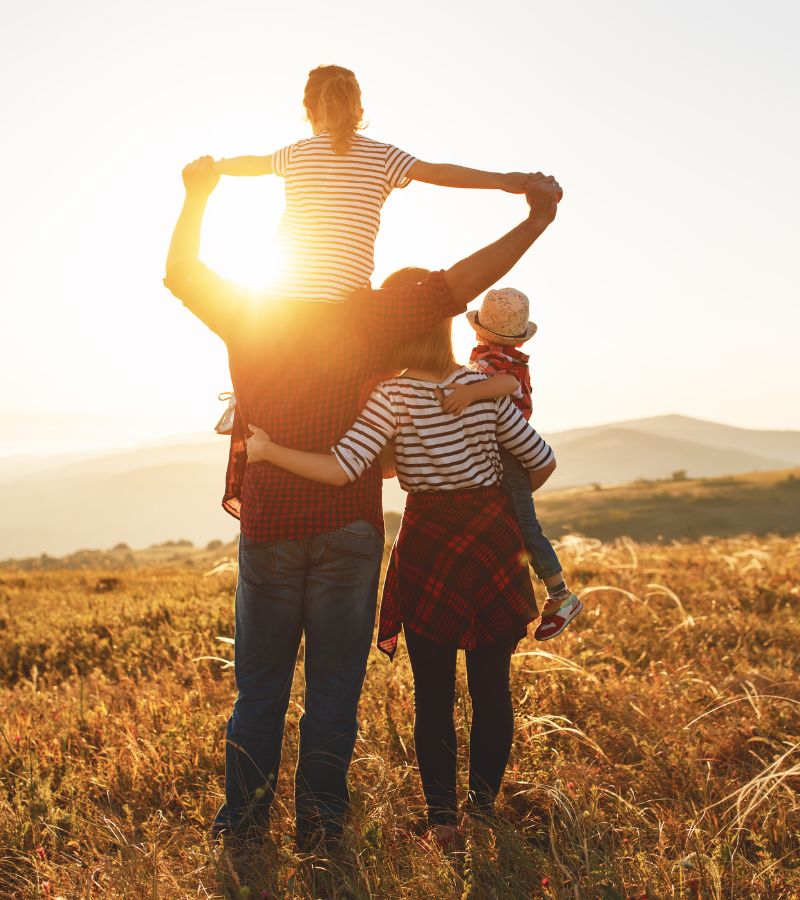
[
  {"left": 271, "top": 133, "right": 416, "bottom": 303},
  {"left": 332, "top": 368, "right": 555, "bottom": 492}
]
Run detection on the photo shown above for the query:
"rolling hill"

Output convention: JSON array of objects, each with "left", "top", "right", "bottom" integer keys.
[
  {"left": 553, "top": 414, "right": 800, "bottom": 464},
  {"left": 1, "top": 415, "right": 798, "bottom": 558},
  {"left": 546, "top": 425, "right": 792, "bottom": 489},
  {"left": 6, "top": 469, "right": 799, "bottom": 570}
]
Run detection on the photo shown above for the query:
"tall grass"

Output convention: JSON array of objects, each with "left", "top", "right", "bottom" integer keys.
[{"left": 0, "top": 534, "right": 798, "bottom": 897}]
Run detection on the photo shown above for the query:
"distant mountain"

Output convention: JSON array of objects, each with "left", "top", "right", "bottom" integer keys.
[
  {"left": 5, "top": 435, "right": 227, "bottom": 483},
  {"left": 1, "top": 415, "right": 798, "bottom": 557},
  {"left": 545, "top": 426, "right": 793, "bottom": 489},
  {"left": 0, "top": 461, "right": 238, "bottom": 559},
  {"left": 384, "top": 416, "right": 798, "bottom": 503},
  {"left": 552, "top": 414, "right": 800, "bottom": 465}
]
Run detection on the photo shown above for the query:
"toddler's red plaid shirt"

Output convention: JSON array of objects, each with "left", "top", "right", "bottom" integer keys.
[
  {"left": 164, "top": 262, "right": 465, "bottom": 542},
  {"left": 468, "top": 343, "right": 532, "bottom": 420}
]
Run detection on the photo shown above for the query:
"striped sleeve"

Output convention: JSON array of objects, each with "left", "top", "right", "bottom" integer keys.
[
  {"left": 495, "top": 397, "right": 555, "bottom": 471},
  {"left": 385, "top": 144, "right": 417, "bottom": 189},
  {"left": 271, "top": 143, "right": 294, "bottom": 178},
  {"left": 331, "top": 386, "right": 397, "bottom": 482}
]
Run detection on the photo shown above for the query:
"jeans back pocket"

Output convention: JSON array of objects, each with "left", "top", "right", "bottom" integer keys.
[
  {"left": 238, "top": 534, "right": 278, "bottom": 586},
  {"left": 323, "top": 520, "right": 383, "bottom": 585}
]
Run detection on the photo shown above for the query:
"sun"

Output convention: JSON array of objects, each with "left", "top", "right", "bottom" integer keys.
[
  {"left": 200, "top": 179, "right": 287, "bottom": 291},
  {"left": 206, "top": 238, "right": 287, "bottom": 292}
]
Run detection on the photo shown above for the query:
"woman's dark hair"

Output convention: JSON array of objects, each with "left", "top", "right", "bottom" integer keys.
[{"left": 303, "top": 65, "right": 364, "bottom": 155}]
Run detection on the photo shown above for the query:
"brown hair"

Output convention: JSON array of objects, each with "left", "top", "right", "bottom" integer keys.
[
  {"left": 380, "top": 267, "right": 457, "bottom": 378},
  {"left": 391, "top": 317, "right": 456, "bottom": 377},
  {"left": 303, "top": 65, "right": 364, "bottom": 155}
]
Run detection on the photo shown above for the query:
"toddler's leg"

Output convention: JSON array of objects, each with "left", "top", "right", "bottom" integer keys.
[
  {"left": 498, "top": 450, "right": 582, "bottom": 637},
  {"left": 499, "top": 449, "right": 562, "bottom": 580}
]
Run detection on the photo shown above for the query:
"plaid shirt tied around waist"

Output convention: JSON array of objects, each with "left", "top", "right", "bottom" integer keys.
[{"left": 378, "top": 486, "right": 539, "bottom": 658}]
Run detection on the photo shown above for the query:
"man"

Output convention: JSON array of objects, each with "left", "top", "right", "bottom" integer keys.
[{"left": 164, "top": 156, "right": 562, "bottom": 846}]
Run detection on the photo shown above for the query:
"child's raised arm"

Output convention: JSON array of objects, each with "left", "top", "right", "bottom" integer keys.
[
  {"left": 407, "top": 161, "right": 529, "bottom": 194},
  {"left": 214, "top": 155, "right": 274, "bottom": 177},
  {"left": 439, "top": 374, "right": 519, "bottom": 415}
]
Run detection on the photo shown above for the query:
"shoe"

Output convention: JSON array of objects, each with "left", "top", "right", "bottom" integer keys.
[{"left": 534, "top": 593, "right": 583, "bottom": 641}]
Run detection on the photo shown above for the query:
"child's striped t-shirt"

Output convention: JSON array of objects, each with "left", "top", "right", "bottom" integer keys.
[
  {"left": 271, "top": 133, "right": 417, "bottom": 303},
  {"left": 331, "top": 368, "right": 554, "bottom": 492}
]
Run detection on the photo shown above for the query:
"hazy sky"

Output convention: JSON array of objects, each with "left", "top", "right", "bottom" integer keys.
[{"left": 2, "top": 0, "right": 798, "bottom": 456}]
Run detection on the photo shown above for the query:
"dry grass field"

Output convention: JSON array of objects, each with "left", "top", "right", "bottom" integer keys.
[{"left": 1, "top": 531, "right": 799, "bottom": 898}]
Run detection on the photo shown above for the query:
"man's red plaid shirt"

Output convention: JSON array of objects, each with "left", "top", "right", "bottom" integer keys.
[{"left": 164, "top": 262, "right": 465, "bottom": 542}]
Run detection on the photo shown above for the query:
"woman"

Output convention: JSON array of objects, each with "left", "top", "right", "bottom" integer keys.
[{"left": 246, "top": 268, "right": 556, "bottom": 846}]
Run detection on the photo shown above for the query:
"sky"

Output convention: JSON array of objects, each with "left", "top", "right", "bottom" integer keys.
[{"left": 1, "top": 0, "right": 798, "bottom": 457}]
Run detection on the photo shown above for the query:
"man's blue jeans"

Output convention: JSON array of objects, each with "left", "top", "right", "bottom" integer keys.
[
  {"left": 213, "top": 520, "right": 384, "bottom": 842},
  {"left": 499, "top": 449, "right": 562, "bottom": 581}
]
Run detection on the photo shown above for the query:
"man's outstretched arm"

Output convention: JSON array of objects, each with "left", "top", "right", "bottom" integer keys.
[
  {"left": 443, "top": 174, "right": 562, "bottom": 305},
  {"left": 164, "top": 156, "right": 242, "bottom": 342}
]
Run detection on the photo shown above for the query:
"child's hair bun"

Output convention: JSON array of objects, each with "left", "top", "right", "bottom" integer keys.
[{"left": 304, "top": 65, "right": 364, "bottom": 155}]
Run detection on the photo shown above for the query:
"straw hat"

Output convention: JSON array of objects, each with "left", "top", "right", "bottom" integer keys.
[{"left": 466, "top": 288, "right": 537, "bottom": 346}]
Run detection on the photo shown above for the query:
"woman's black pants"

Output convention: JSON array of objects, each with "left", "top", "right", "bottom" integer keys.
[{"left": 404, "top": 627, "right": 517, "bottom": 827}]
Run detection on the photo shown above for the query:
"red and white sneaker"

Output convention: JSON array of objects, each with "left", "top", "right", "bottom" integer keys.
[{"left": 534, "top": 593, "right": 583, "bottom": 641}]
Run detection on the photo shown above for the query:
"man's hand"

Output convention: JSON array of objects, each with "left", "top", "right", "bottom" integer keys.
[
  {"left": 525, "top": 173, "right": 562, "bottom": 225},
  {"left": 525, "top": 171, "right": 563, "bottom": 200},
  {"left": 246, "top": 425, "right": 272, "bottom": 463},
  {"left": 182, "top": 156, "right": 220, "bottom": 197},
  {"left": 504, "top": 172, "right": 563, "bottom": 198}
]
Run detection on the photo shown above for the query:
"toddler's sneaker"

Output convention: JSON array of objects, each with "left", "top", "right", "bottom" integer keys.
[{"left": 534, "top": 593, "right": 583, "bottom": 641}]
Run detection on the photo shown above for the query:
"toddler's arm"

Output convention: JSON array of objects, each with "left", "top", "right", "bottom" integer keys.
[
  {"left": 441, "top": 375, "right": 519, "bottom": 416},
  {"left": 439, "top": 374, "right": 519, "bottom": 415},
  {"left": 214, "top": 155, "right": 274, "bottom": 177},
  {"left": 408, "top": 161, "right": 529, "bottom": 194}
]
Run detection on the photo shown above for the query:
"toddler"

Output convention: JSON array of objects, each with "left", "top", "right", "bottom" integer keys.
[{"left": 440, "top": 288, "right": 582, "bottom": 640}]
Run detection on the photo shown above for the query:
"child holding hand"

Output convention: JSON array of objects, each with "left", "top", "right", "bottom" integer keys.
[
  {"left": 212, "top": 63, "right": 540, "bottom": 433},
  {"left": 213, "top": 64, "right": 534, "bottom": 304}
]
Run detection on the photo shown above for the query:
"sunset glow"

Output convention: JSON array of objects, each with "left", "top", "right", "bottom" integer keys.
[{"left": 1, "top": 1, "right": 797, "bottom": 459}]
